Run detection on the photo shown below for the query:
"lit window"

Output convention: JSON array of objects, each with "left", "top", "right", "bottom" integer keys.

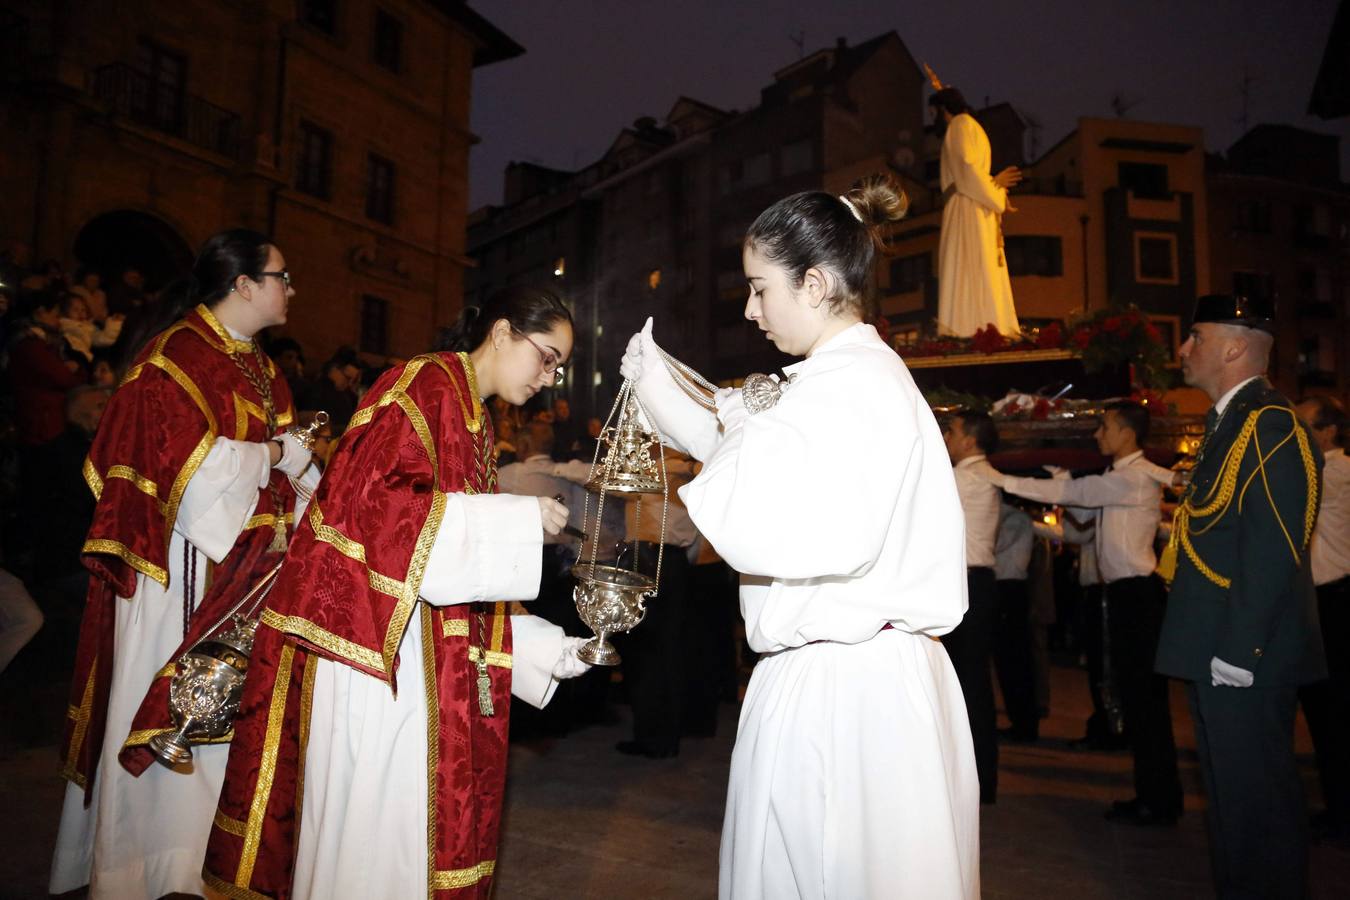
[{"left": 648, "top": 269, "right": 661, "bottom": 290}]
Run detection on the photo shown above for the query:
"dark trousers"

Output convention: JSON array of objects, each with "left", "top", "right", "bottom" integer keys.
[
  {"left": 1299, "top": 576, "right": 1350, "bottom": 825},
  {"left": 943, "top": 566, "right": 998, "bottom": 802},
  {"left": 683, "top": 561, "right": 736, "bottom": 736},
  {"left": 1107, "top": 575, "right": 1182, "bottom": 816},
  {"left": 1189, "top": 682, "right": 1307, "bottom": 900},
  {"left": 614, "top": 542, "right": 690, "bottom": 752},
  {"left": 1079, "top": 583, "right": 1126, "bottom": 741},
  {"left": 994, "top": 578, "right": 1039, "bottom": 738}
]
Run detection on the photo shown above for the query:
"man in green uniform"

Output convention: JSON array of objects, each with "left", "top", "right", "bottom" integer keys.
[{"left": 1155, "top": 294, "right": 1325, "bottom": 899}]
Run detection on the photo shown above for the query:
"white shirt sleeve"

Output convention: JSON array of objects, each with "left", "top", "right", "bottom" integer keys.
[
  {"left": 175, "top": 436, "right": 272, "bottom": 563},
  {"left": 1002, "top": 468, "right": 1151, "bottom": 510},
  {"left": 420, "top": 493, "right": 543, "bottom": 606},
  {"left": 508, "top": 614, "right": 566, "bottom": 709},
  {"left": 681, "top": 362, "right": 911, "bottom": 579}
]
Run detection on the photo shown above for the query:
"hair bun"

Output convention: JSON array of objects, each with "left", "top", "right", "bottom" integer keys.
[{"left": 844, "top": 174, "right": 909, "bottom": 228}]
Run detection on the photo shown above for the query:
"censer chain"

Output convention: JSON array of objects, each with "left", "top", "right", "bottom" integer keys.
[{"left": 654, "top": 346, "right": 718, "bottom": 411}]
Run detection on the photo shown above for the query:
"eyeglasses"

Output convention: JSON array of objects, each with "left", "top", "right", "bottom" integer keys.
[
  {"left": 516, "top": 330, "right": 566, "bottom": 386},
  {"left": 259, "top": 270, "right": 292, "bottom": 289}
]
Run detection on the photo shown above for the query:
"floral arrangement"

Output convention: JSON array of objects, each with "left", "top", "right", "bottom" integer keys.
[{"left": 899, "top": 305, "right": 1174, "bottom": 391}]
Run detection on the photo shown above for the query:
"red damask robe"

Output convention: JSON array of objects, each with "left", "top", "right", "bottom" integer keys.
[
  {"left": 60, "top": 304, "right": 298, "bottom": 796},
  {"left": 204, "top": 351, "right": 548, "bottom": 900}
]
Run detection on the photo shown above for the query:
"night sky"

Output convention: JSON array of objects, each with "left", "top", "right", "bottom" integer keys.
[{"left": 468, "top": 0, "right": 1349, "bottom": 210}]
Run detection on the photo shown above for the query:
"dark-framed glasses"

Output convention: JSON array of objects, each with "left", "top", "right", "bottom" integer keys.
[
  {"left": 259, "top": 270, "right": 292, "bottom": 289},
  {"left": 517, "top": 330, "right": 566, "bottom": 386}
]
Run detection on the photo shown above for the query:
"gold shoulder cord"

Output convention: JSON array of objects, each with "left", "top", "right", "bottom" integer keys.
[{"left": 1159, "top": 407, "right": 1319, "bottom": 588}]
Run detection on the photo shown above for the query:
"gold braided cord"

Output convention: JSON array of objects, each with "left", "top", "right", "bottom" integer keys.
[{"left": 1172, "top": 405, "right": 1320, "bottom": 589}]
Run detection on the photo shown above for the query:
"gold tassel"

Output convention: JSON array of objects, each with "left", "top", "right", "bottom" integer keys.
[
  {"left": 1157, "top": 511, "right": 1182, "bottom": 584},
  {"left": 475, "top": 660, "right": 495, "bottom": 717},
  {"left": 268, "top": 519, "right": 288, "bottom": 553}
]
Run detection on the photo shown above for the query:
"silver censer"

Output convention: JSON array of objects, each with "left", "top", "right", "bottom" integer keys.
[
  {"left": 150, "top": 614, "right": 259, "bottom": 766},
  {"left": 572, "top": 380, "right": 668, "bottom": 666}
]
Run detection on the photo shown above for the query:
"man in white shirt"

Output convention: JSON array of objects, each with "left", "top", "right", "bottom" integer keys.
[
  {"left": 942, "top": 411, "right": 1003, "bottom": 803},
  {"left": 994, "top": 401, "right": 1183, "bottom": 825},
  {"left": 993, "top": 500, "right": 1039, "bottom": 742},
  {"left": 1296, "top": 396, "right": 1350, "bottom": 840}
]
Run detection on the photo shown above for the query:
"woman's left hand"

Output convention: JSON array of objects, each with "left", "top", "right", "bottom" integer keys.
[{"left": 553, "top": 636, "right": 593, "bottom": 679}]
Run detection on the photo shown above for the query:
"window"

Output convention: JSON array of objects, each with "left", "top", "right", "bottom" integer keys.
[
  {"left": 743, "top": 152, "right": 771, "bottom": 187},
  {"left": 781, "top": 139, "right": 814, "bottom": 176},
  {"left": 718, "top": 153, "right": 772, "bottom": 195},
  {"left": 1118, "top": 162, "right": 1169, "bottom": 199},
  {"left": 366, "top": 153, "right": 396, "bottom": 224},
  {"left": 1134, "top": 232, "right": 1177, "bottom": 284},
  {"left": 360, "top": 294, "right": 389, "bottom": 355},
  {"left": 1234, "top": 198, "right": 1272, "bottom": 234},
  {"left": 1293, "top": 204, "right": 1331, "bottom": 248},
  {"left": 303, "top": 0, "right": 339, "bottom": 33},
  {"left": 134, "top": 39, "right": 186, "bottom": 128},
  {"left": 296, "top": 121, "right": 333, "bottom": 199},
  {"left": 372, "top": 9, "right": 402, "bottom": 72},
  {"left": 1005, "top": 236, "right": 1063, "bottom": 277},
  {"left": 679, "top": 263, "right": 694, "bottom": 291},
  {"left": 888, "top": 253, "right": 931, "bottom": 293}
]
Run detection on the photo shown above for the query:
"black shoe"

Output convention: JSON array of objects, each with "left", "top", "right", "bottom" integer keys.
[
  {"left": 1104, "top": 798, "right": 1178, "bottom": 827},
  {"left": 998, "top": 726, "right": 1038, "bottom": 743},
  {"left": 615, "top": 740, "right": 679, "bottom": 759}
]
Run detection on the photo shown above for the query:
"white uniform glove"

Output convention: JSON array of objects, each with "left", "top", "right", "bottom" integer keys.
[
  {"left": 714, "top": 386, "right": 748, "bottom": 432},
  {"left": 273, "top": 431, "right": 313, "bottom": 478},
  {"left": 619, "top": 317, "right": 720, "bottom": 461},
  {"left": 1210, "top": 656, "right": 1254, "bottom": 688},
  {"left": 552, "top": 636, "right": 593, "bottom": 680}
]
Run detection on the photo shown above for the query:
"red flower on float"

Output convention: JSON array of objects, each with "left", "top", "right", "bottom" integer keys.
[
  {"left": 971, "top": 324, "right": 1007, "bottom": 354},
  {"left": 1036, "top": 322, "right": 1064, "bottom": 349}
]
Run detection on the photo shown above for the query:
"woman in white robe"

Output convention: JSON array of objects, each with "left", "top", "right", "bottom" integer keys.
[
  {"left": 623, "top": 176, "right": 980, "bottom": 899},
  {"left": 50, "top": 233, "right": 321, "bottom": 898}
]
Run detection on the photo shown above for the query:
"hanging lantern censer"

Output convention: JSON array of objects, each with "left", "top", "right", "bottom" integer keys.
[
  {"left": 572, "top": 379, "right": 669, "bottom": 666},
  {"left": 150, "top": 411, "right": 329, "bottom": 767},
  {"left": 150, "top": 564, "right": 281, "bottom": 766}
]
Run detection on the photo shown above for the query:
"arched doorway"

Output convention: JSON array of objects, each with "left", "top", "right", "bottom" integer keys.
[{"left": 72, "top": 210, "right": 194, "bottom": 293}]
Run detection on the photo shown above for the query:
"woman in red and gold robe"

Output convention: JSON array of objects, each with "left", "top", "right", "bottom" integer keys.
[
  {"left": 204, "top": 285, "right": 589, "bottom": 899},
  {"left": 51, "top": 230, "right": 319, "bottom": 898}
]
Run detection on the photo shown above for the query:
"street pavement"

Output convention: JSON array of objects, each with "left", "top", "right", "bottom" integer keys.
[{"left": 3, "top": 663, "right": 1347, "bottom": 898}]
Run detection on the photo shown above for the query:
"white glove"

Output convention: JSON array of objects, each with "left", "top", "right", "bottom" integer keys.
[
  {"left": 714, "top": 387, "right": 748, "bottom": 432},
  {"left": 552, "top": 636, "right": 593, "bottom": 679},
  {"left": 1210, "top": 656, "right": 1254, "bottom": 688},
  {"left": 620, "top": 317, "right": 720, "bottom": 461},
  {"left": 273, "top": 431, "right": 312, "bottom": 477}
]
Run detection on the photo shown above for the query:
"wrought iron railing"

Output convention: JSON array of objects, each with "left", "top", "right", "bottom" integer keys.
[{"left": 89, "top": 63, "right": 241, "bottom": 159}]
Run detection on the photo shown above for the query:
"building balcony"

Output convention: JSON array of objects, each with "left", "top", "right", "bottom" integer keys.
[{"left": 88, "top": 63, "right": 241, "bottom": 160}]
